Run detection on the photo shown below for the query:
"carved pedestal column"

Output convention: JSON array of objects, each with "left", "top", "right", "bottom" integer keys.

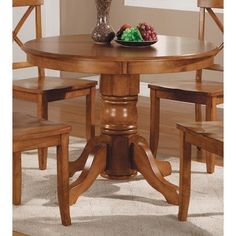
[{"left": 100, "top": 74, "right": 139, "bottom": 179}]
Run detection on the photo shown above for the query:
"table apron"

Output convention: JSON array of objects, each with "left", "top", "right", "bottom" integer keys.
[{"left": 27, "top": 54, "right": 215, "bottom": 74}]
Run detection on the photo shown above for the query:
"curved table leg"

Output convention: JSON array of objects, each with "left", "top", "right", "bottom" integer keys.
[
  {"left": 130, "top": 135, "right": 179, "bottom": 205},
  {"left": 132, "top": 135, "right": 172, "bottom": 177},
  {"left": 155, "top": 159, "right": 172, "bottom": 177},
  {"left": 69, "top": 144, "right": 107, "bottom": 205},
  {"left": 69, "top": 135, "right": 110, "bottom": 177}
]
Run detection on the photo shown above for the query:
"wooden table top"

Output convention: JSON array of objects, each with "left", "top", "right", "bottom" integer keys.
[
  {"left": 22, "top": 34, "right": 219, "bottom": 74},
  {"left": 23, "top": 34, "right": 218, "bottom": 61}
]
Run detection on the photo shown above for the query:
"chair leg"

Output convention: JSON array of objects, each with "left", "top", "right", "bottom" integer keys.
[
  {"left": 13, "top": 152, "right": 22, "bottom": 205},
  {"left": 149, "top": 89, "right": 160, "bottom": 158},
  {"left": 86, "top": 87, "right": 96, "bottom": 140},
  {"left": 195, "top": 104, "right": 202, "bottom": 122},
  {"left": 205, "top": 97, "right": 217, "bottom": 173},
  {"left": 195, "top": 70, "right": 203, "bottom": 154},
  {"left": 57, "top": 133, "right": 71, "bottom": 226},
  {"left": 37, "top": 96, "right": 48, "bottom": 170},
  {"left": 195, "top": 103, "right": 203, "bottom": 155},
  {"left": 178, "top": 130, "right": 192, "bottom": 221}
]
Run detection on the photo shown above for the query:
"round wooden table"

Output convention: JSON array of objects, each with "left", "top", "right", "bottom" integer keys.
[{"left": 23, "top": 34, "right": 218, "bottom": 206}]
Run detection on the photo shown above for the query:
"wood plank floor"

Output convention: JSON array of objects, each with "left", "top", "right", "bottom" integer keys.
[
  {"left": 13, "top": 231, "right": 28, "bottom": 236},
  {"left": 13, "top": 93, "right": 223, "bottom": 166}
]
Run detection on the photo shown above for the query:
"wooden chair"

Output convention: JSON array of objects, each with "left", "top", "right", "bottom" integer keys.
[
  {"left": 176, "top": 121, "right": 223, "bottom": 221},
  {"left": 13, "top": 112, "right": 72, "bottom": 226},
  {"left": 13, "top": 0, "right": 97, "bottom": 171},
  {"left": 149, "top": 0, "right": 223, "bottom": 173}
]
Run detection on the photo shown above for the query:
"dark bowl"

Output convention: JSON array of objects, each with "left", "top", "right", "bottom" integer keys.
[{"left": 114, "top": 39, "right": 158, "bottom": 47}]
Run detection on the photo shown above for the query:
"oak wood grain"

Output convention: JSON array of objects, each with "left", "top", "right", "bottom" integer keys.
[
  {"left": 13, "top": 112, "right": 72, "bottom": 226},
  {"left": 198, "top": 0, "right": 223, "bottom": 8},
  {"left": 13, "top": 96, "right": 224, "bottom": 166},
  {"left": 177, "top": 121, "right": 223, "bottom": 221},
  {"left": 176, "top": 121, "right": 223, "bottom": 156},
  {"left": 22, "top": 35, "right": 219, "bottom": 74},
  {"left": 20, "top": 30, "right": 220, "bottom": 206},
  {"left": 13, "top": 0, "right": 44, "bottom": 7},
  {"left": 148, "top": 0, "right": 223, "bottom": 174},
  {"left": 13, "top": 231, "right": 29, "bottom": 236},
  {"left": 13, "top": 1, "right": 97, "bottom": 170}
]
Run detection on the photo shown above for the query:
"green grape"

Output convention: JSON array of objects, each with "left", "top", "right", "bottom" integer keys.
[{"left": 121, "top": 27, "right": 143, "bottom": 42}]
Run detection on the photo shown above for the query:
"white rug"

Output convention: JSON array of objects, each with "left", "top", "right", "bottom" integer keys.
[{"left": 13, "top": 137, "right": 223, "bottom": 236}]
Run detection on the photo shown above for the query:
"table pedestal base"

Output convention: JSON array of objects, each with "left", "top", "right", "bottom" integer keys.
[
  {"left": 68, "top": 74, "right": 179, "bottom": 206},
  {"left": 68, "top": 134, "right": 179, "bottom": 206},
  {"left": 100, "top": 169, "right": 137, "bottom": 180}
]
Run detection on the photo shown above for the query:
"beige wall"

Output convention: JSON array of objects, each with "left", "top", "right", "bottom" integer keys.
[{"left": 60, "top": 0, "right": 223, "bottom": 83}]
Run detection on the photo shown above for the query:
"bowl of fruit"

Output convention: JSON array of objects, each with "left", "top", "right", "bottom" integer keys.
[{"left": 115, "top": 22, "right": 158, "bottom": 47}]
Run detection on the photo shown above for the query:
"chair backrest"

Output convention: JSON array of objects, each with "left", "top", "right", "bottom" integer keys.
[
  {"left": 196, "top": 0, "right": 223, "bottom": 79},
  {"left": 198, "top": 0, "right": 223, "bottom": 9},
  {"left": 13, "top": 0, "right": 45, "bottom": 77}
]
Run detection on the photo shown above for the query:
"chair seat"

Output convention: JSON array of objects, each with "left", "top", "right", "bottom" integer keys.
[
  {"left": 148, "top": 80, "right": 223, "bottom": 97},
  {"left": 13, "top": 76, "right": 97, "bottom": 94},
  {"left": 13, "top": 112, "right": 71, "bottom": 142},
  {"left": 176, "top": 121, "right": 223, "bottom": 145},
  {"left": 13, "top": 112, "right": 72, "bottom": 225}
]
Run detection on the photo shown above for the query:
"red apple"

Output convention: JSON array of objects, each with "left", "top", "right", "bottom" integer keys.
[{"left": 116, "top": 23, "right": 132, "bottom": 39}]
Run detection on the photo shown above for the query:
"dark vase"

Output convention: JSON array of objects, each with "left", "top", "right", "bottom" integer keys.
[{"left": 92, "top": 0, "right": 115, "bottom": 44}]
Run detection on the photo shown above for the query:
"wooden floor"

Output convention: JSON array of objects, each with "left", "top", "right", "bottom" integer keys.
[
  {"left": 13, "top": 93, "right": 223, "bottom": 166},
  {"left": 13, "top": 231, "right": 28, "bottom": 236}
]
